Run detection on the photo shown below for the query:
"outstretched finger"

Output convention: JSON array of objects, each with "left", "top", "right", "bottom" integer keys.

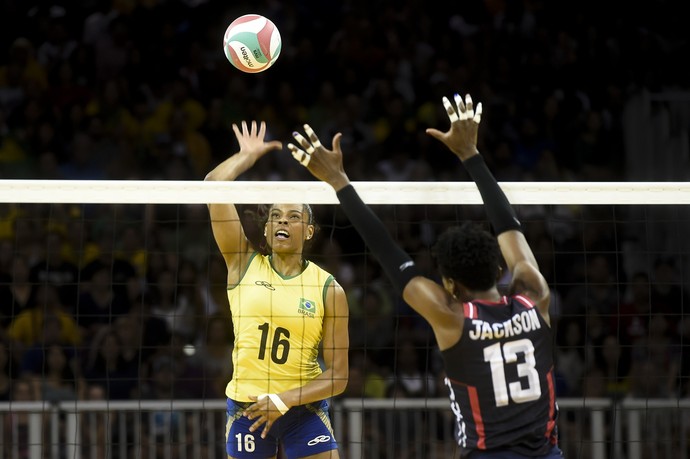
[
  {"left": 455, "top": 93, "right": 470, "bottom": 121},
  {"left": 292, "top": 131, "right": 315, "bottom": 154},
  {"left": 287, "top": 143, "right": 311, "bottom": 166},
  {"left": 303, "top": 124, "right": 322, "bottom": 149},
  {"left": 453, "top": 92, "right": 465, "bottom": 113},
  {"left": 473, "top": 102, "right": 483, "bottom": 124},
  {"left": 442, "top": 96, "right": 458, "bottom": 122},
  {"left": 464, "top": 94, "right": 474, "bottom": 121}
]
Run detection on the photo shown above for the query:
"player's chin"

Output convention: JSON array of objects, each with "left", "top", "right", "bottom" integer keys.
[{"left": 272, "top": 239, "right": 302, "bottom": 251}]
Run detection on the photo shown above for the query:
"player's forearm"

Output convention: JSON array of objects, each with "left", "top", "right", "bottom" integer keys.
[
  {"left": 204, "top": 152, "right": 255, "bottom": 182},
  {"left": 279, "top": 369, "right": 348, "bottom": 407},
  {"left": 336, "top": 185, "right": 418, "bottom": 294},
  {"left": 462, "top": 154, "right": 522, "bottom": 235}
]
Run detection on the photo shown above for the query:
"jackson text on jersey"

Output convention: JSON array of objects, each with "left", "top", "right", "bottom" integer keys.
[{"left": 467, "top": 308, "right": 541, "bottom": 341}]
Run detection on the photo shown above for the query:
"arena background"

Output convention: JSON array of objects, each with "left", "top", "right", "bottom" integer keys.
[{"left": 1, "top": 1, "right": 690, "bottom": 458}]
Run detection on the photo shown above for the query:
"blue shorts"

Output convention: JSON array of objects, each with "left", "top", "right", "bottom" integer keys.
[{"left": 225, "top": 398, "right": 338, "bottom": 458}]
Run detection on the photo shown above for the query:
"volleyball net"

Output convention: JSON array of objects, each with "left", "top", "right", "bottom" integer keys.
[{"left": 1, "top": 180, "right": 690, "bottom": 459}]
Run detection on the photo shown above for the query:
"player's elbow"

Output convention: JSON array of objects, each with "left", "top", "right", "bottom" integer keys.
[
  {"left": 332, "top": 369, "right": 349, "bottom": 396},
  {"left": 334, "top": 383, "right": 348, "bottom": 397}
]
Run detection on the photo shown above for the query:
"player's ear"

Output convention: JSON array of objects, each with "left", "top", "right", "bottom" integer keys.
[
  {"left": 306, "top": 225, "right": 315, "bottom": 240},
  {"left": 442, "top": 277, "right": 455, "bottom": 298},
  {"left": 496, "top": 265, "right": 503, "bottom": 281}
]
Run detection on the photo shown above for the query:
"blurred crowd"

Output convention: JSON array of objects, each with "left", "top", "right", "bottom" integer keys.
[{"left": 1, "top": 0, "right": 690, "bottom": 436}]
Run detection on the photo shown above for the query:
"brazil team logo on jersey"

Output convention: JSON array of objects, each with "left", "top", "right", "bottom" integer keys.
[{"left": 298, "top": 298, "right": 316, "bottom": 318}]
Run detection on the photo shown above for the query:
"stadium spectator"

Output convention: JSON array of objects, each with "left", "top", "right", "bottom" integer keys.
[
  {"left": 6, "top": 283, "right": 82, "bottom": 360},
  {"left": 651, "top": 257, "right": 690, "bottom": 332},
  {"left": 563, "top": 253, "right": 620, "bottom": 319},
  {"left": 554, "top": 318, "right": 586, "bottom": 396},
  {"left": 82, "top": 326, "right": 139, "bottom": 400},
  {"left": 80, "top": 229, "right": 138, "bottom": 307},
  {"left": 385, "top": 338, "right": 438, "bottom": 399},
  {"left": 19, "top": 312, "right": 76, "bottom": 377},
  {"left": 0, "top": 253, "right": 34, "bottom": 329},
  {"left": 191, "top": 313, "right": 234, "bottom": 399},
  {"left": 122, "top": 298, "right": 170, "bottom": 363},
  {"left": 198, "top": 252, "right": 230, "bottom": 318},
  {"left": 348, "top": 287, "right": 396, "bottom": 366},
  {"left": 29, "top": 342, "right": 86, "bottom": 402},
  {"left": 591, "top": 334, "right": 630, "bottom": 399},
  {"left": 76, "top": 264, "right": 132, "bottom": 343},
  {"left": 28, "top": 229, "right": 79, "bottom": 308},
  {"left": 615, "top": 272, "right": 653, "bottom": 350},
  {"left": 148, "top": 268, "right": 197, "bottom": 343},
  {"left": 0, "top": 337, "right": 17, "bottom": 401},
  {"left": 112, "top": 313, "right": 143, "bottom": 370},
  {"left": 341, "top": 350, "right": 386, "bottom": 399},
  {"left": 0, "top": 37, "right": 47, "bottom": 92},
  {"left": 670, "top": 316, "right": 690, "bottom": 397}
]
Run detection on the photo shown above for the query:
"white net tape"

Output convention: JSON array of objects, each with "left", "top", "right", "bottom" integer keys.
[{"left": 2, "top": 180, "right": 690, "bottom": 204}]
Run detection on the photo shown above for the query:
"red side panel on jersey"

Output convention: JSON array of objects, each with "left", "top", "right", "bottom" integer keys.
[
  {"left": 545, "top": 368, "right": 556, "bottom": 441},
  {"left": 463, "top": 302, "right": 479, "bottom": 319},
  {"left": 467, "top": 385, "right": 486, "bottom": 449}
]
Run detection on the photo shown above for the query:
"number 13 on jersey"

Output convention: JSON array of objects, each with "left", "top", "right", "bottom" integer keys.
[{"left": 483, "top": 338, "right": 541, "bottom": 407}]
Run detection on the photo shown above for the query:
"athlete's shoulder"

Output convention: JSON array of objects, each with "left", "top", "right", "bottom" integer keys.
[
  {"left": 509, "top": 293, "right": 538, "bottom": 309},
  {"left": 305, "top": 259, "right": 335, "bottom": 278}
]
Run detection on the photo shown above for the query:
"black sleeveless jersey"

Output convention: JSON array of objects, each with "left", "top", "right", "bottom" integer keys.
[{"left": 440, "top": 295, "right": 558, "bottom": 457}]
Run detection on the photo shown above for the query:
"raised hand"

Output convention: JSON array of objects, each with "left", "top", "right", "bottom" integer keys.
[
  {"left": 287, "top": 124, "right": 351, "bottom": 190},
  {"left": 231, "top": 120, "right": 283, "bottom": 165},
  {"left": 425, "top": 93, "right": 483, "bottom": 161}
]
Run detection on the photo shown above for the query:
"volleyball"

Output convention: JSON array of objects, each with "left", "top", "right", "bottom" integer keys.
[{"left": 223, "top": 14, "right": 282, "bottom": 73}]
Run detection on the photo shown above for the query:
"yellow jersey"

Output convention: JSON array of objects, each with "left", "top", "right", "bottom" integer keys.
[{"left": 225, "top": 252, "right": 335, "bottom": 401}]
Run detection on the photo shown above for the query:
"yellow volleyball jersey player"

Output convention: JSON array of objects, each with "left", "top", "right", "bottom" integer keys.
[
  {"left": 226, "top": 252, "right": 335, "bottom": 400},
  {"left": 205, "top": 120, "right": 349, "bottom": 459}
]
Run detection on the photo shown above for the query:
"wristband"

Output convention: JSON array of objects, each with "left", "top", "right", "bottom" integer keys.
[{"left": 258, "top": 393, "right": 289, "bottom": 414}]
